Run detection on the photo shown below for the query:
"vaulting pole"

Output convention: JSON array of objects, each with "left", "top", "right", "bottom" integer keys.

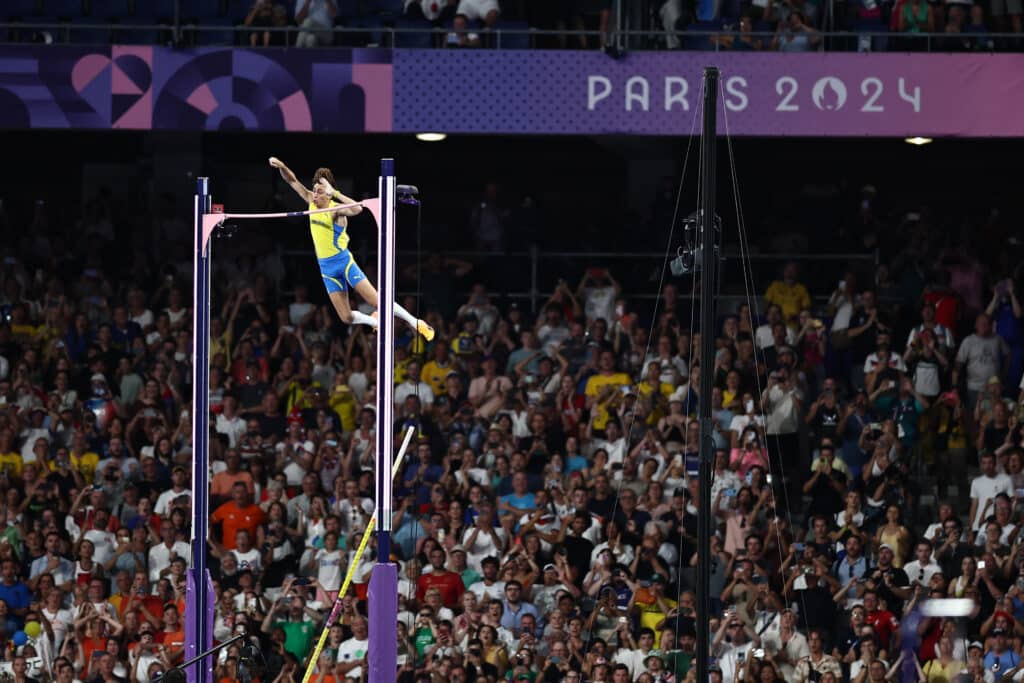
[{"left": 696, "top": 66, "right": 719, "bottom": 683}]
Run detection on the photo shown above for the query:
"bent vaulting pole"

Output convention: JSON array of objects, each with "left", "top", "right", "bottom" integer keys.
[
  {"left": 187, "top": 178, "right": 215, "bottom": 683},
  {"left": 368, "top": 159, "right": 398, "bottom": 682},
  {"left": 696, "top": 66, "right": 719, "bottom": 683}
]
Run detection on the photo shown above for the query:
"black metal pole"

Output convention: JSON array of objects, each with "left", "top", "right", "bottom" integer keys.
[{"left": 696, "top": 65, "right": 719, "bottom": 683}]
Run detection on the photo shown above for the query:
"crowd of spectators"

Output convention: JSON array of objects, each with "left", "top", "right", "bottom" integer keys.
[
  {"left": 3, "top": 0, "right": 1016, "bottom": 51},
  {"left": 0, "top": 181, "right": 1022, "bottom": 683}
]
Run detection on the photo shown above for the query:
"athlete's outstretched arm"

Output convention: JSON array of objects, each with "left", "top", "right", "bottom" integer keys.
[
  {"left": 316, "top": 176, "right": 363, "bottom": 217},
  {"left": 269, "top": 157, "right": 312, "bottom": 203}
]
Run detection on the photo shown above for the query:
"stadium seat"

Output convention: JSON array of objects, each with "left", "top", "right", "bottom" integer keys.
[
  {"left": 338, "top": 14, "right": 384, "bottom": 47},
  {"left": 224, "top": 0, "right": 253, "bottom": 24},
  {"left": 132, "top": 0, "right": 177, "bottom": 22},
  {"left": 372, "top": 0, "right": 405, "bottom": 19},
  {"left": 68, "top": 15, "right": 111, "bottom": 43},
  {"left": 336, "top": 0, "right": 363, "bottom": 20},
  {"left": 92, "top": 0, "right": 130, "bottom": 21},
  {"left": 194, "top": 17, "right": 235, "bottom": 45},
  {"left": 684, "top": 20, "right": 721, "bottom": 50},
  {"left": 43, "top": 0, "right": 83, "bottom": 19},
  {"left": 3, "top": 0, "right": 42, "bottom": 19},
  {"left": 181, "top": 0, "right": 223, "bottom": 22},
  {"left": 393, "top": 16, "right": 432, "bottom": 48},
  {"left": 495, "top": 18, "right": 530, "bottom": 49},
  {"left": 115, "top": 16, "right": 163, "bottom": 45}
]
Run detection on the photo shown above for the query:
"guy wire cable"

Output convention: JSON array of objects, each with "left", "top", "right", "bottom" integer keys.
[
  {"left": 578, "top": 77, "right": 704, "bottom": 660},
  {"left": 720, "top": 91, "right": 811, "bottom": 636}
]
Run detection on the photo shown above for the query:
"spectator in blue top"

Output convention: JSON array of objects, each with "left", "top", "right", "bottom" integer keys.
[
  {"left": 983, "top": 628, "right": 1020, "bottom": 674},
  {"left": 498, "top": 581, "right": 539, "bottom": 635},
  {"left": 498, "top": 472, "right": 535, "bottom": 518},
  {"left": 987, "top": 278, "right": 1024, "bottom": 388},
  {"left": 0, "top": 559, "right": 31, "bottom": 625}
]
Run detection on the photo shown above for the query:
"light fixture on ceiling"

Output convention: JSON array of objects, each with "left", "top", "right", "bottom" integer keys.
[
  {"left": 415, "top": 133, "right": 447, "bottom": 142},
  {"left": 904, "top": 136, "right": 933, "bottom": 146}
]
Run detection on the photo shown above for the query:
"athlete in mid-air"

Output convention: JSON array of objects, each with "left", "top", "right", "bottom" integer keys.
[{"left": 269, "top": 157, "right": 434, "bottom": 341}]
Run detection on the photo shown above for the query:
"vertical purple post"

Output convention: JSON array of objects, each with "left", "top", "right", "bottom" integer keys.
[
  {"left": 187, "top": 178, "right": 214, "bottom": 683},
  {"left": 368, "top": 159, "right": 398, "bottom": 682}
]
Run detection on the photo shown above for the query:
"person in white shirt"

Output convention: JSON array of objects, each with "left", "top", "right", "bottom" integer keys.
[
  {"left": 712, "top": 617, "right": 759, "bottom": 683},
  {"left": 902, "top": 540, "right": 942, "bottom": 587},
  {"left": 461, "top": 504, "right": 506, "bottom": 573},
  {"left": 336, "top": 481, "right": 374, "bottom": 538},
  {"left": 230, "top": 530, "right": 262, "bottom": 575},
  {"left": 215, "top": 397, "right": 246, "bottom": 448},
  {"left": 589, "top": 420, "right": 627, "bottom": 466},
  {"left": 970, "top": 452, "right": 1013, "bottom": 532},
  {"left": 308, "top": 531, "right": 344, "bottom": 593},
  {"left": 467, "top": 556, "right": 506, "bottom": 602},
  {"left": 335, "top": 616, "right": 369, "bottom": 679},
  {"left": 154, "top": 467, "right": 192, "bottom": 517},
  {"left": 613, "top": 627, "right": 656, "bottom": 680},
  {"left": 760, "top": 609, "right": 808, "bottom": 681},
  {"left": 393, "top": 361, "right": 435, "bottom": 410},
  {"left": 577, "top": 268, "right": 618, "bottom": 325},
  {"left": 294, "top": 0, "right": 336, "bottom": 47},
  {"left": 148, "top": 521, "right": 191, "bottom": 582}
]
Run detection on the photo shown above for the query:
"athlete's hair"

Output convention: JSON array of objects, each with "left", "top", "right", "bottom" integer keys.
[{"left": 312, "top": 167, "right": 335, "bottom": 188}]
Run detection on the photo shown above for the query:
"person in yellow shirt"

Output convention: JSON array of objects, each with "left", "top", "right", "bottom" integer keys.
[
  {"left": 269, "top": 157, "right": 435, "bottom": 341},
  {"left": 638, "top": 362, "right": 674, "bottom": 425},
  {"left": 422, "top": 344, "right": 455, "bottom": 396},
  {"left": 68, "top": 432, "right": 100, "bottom": 482},
  {"left": 633, "top": 575, "right": 677, "bottom": 633},
  {"left": 584, "top": 350, "right": 632, "bottom": 406},
  {"left": 764, "top": 261, "right": 811, "bottom": 324},
  {"left": 0, "top": 429, "right": 23, "bottom": 478}
]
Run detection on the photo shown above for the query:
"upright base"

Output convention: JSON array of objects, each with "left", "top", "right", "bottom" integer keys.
[
  {"left": 367, "top": 564, "right": 398, "bottom": 682},
  {"left": 185, "top": 569, "right": 215, "bottom": 683}
]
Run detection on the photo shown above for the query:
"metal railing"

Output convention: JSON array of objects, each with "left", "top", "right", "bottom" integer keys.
[
  {"left": 278, "top": 246, "right": 879, "bottom": 314},
  {"left": 0, "top": 20, "right": 1018, "bottom": 52}
]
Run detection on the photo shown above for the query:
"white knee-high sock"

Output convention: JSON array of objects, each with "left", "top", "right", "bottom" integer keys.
[
  {"left": 350, "top": 310, "right": 377, "bottom": 327},
  {"left": 393, "top": 302, "right": 420, "bottom": 328}
]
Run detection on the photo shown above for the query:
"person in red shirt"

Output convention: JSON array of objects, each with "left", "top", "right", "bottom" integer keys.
[
  {"left": 416, "top": 547, "right": 465, "bottom": 608},
  {"left": 862, "top": 589, "right": 899, "bottom": 652},
  {"left": 211, "top": 482, "right": 265, "bottom": 551}
]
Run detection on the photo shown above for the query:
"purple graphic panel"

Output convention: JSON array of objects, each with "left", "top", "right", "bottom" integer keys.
[
  {"left": 392, "top": 50, "right": 1024, "bottom": 137},
  {"left": 2, "top": 46, "right": 1024, "bottom": 136},
  {"left": 0, "top": 46, "right": 392, "bottom": 132}
]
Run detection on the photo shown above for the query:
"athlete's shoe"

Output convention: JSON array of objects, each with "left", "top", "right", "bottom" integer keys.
[{"left": 416, "top": 319, "right": 435, "bottom": 341}]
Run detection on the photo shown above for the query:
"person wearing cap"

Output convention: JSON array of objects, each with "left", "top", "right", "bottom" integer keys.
[
  {"left": 711, "top": 614, "right": 760, "bottom": 683},
  {"left": 447, "top": 545, "right": 480, "bottom": 588},
  {"left": 532, "top": 557, "right": 578, "bottom": 617},
  {"left": 860, "top": 542, "right": 911, "bottom": 616},
  {"left": 983, "top": 625, "right": 1021, "bottom": 675}
]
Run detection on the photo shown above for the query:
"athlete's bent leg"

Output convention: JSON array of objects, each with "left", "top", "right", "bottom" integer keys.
[
  {"left": 328, "top": 291, "right": 376, "bottom": 328},
  {"left": 353, "top": 280, "right": 434, "bottom": 340}
]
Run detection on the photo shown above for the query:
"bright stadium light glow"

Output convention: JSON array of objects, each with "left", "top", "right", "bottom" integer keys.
[
  {"left": 920, "top": 599, "right": 974, "bottom": 617},
  {"left": 904, "top": 136, "right": 933, "bottom": 146},
  {"left": 415, "top": 133, "right": 447, "bottom": 142}
]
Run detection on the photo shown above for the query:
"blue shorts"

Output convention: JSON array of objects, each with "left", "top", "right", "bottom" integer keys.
[{"left": 319, "top": 250, "right": 366, "bottom": 294}]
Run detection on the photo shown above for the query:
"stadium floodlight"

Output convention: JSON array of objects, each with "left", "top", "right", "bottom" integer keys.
[
  {"left": 415, "top": 132, "right": 447, "bottom": 142},
  {"left": 904, "top": 136, "right": 933, "bottom": 146}
]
